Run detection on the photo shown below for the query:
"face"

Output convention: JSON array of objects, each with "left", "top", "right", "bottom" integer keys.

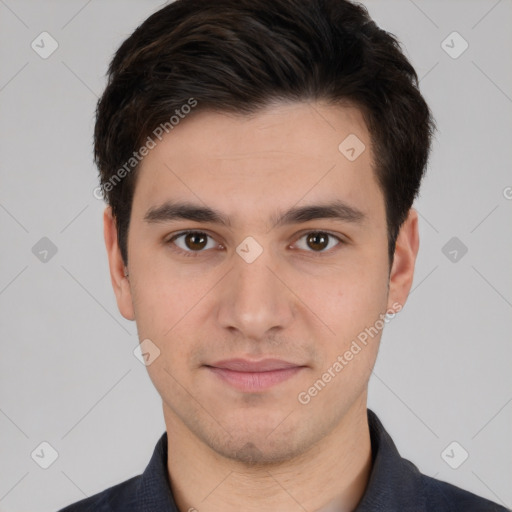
[{"left": 105, "top": 101, "right": 418, "bottom": 464}]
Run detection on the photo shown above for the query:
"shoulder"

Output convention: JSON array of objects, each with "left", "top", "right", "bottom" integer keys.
[
  {"left": 57, "top": 475, "right": 140, "bottom": 512},
  {"left": 57, "top": 432, "right": 172, "bottom": 511},
  {"left": 419, "top": 472, "right": 509, "bottom": 512},
  {"left": 365, "top": 410, "right": 508, "bottom": 512}
]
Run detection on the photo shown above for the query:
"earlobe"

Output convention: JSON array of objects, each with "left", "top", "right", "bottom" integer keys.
[
  {"left": 103, "top": 206, "right": 135, "bottom": 321},
  {"left": 387, "top": 208, "right": 420, "bottom": 312}
]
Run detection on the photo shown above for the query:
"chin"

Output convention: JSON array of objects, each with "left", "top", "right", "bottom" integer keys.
[
  {"left": 217, "top": 439, "right": 300, "bottom": 466},
  {"left": 208, "top": 423, "right": 309, "bottom": 466}
]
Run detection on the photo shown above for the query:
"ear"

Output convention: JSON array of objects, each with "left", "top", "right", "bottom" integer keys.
[
  {"left": 103, "top": 206, "right": 135, "bottom": 321},
  {"left": 387, "top": 208, "right": 420, "bottom": 312}
]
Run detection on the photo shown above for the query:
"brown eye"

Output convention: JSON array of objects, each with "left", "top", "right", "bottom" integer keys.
[
  {"left": 184, "top": 232, "right": 208, "bottom": 251},
  {"left": 170, "top": 231, "right": 217, "bottom": 255},
  {"left": 294, "top": 231, "right": 342, "bottom": 253},
  {"left": 307, "top": 232, "right": 329, "bottom": 251}
]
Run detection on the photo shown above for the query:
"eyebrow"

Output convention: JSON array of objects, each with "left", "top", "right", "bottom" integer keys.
[{"left": 143, "top": 199, "right": 366, "bottom": 230}]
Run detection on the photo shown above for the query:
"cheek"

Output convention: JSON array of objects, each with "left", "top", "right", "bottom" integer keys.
[
  {"left": 312, "top": 257, "right": 389, "bottom": 329},
  {"left": 128, "top": 257, "right": 218, "bottom": 381},
  {"left": 128, "top": 244, "right": 206, "bottom": 334},
  {"left": 301, "top": 270, "right": 388, "bottom": 399},
  {"left": 307, "top": 271, "right": 389, "bottom": 383}
]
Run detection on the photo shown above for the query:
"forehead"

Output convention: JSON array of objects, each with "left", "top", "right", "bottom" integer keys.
[
  {"left": 155, "top": 101, "right": 370, "bottom": 162},
  {"left": 131, "top": 101, "right": 383, "bottom": 226}
]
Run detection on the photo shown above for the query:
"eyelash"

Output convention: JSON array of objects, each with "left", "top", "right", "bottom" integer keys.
[{"left": 166, "top": 230, "right": 344, "bottom": 258}]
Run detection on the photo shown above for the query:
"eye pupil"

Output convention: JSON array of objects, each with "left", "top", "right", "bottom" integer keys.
[
  {"left": 185, "top": 232, "right": 208, "bottom": 250},
  {"left": 307, "top": 232, "right": 329, "bottom": 251}
]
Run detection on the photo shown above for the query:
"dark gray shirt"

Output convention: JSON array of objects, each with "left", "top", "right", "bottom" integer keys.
[{"left": 58, "top": 409, "right": 509, "bottom": 511}]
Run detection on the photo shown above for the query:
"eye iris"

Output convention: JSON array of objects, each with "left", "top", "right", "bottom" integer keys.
[
  {"left": 185, "top": 232, "right": 207, "bottom": 251},
  {"left": 307, "top": 232, "right": 329, "bottom": 251}
]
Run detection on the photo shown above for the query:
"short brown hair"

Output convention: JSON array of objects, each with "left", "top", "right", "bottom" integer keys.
[{"left": 94, "top": 0, "right": 435, "bottom": 264}]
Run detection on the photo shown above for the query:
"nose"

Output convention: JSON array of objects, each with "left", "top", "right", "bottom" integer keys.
[{"left": 216, "top": 245, "right": 295, "bottom": 341}]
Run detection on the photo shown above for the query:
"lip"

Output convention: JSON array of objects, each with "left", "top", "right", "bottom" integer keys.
[
  {"left": 209, "top": 358, "right": 301, "bottom": 372},
  {"left": 205, "top": 358, "right": 306, "bottom": 392}
]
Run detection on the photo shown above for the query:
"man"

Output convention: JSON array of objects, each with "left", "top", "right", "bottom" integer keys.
[{"left": 59, "top": 0, "right": 508, "bottom": 510}]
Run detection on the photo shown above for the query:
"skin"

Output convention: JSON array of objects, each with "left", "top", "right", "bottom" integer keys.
[{"left": 104, "top": 101, "right": 419, "bottom": 512}]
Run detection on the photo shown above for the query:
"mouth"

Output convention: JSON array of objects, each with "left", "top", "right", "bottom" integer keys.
[{"left": 204, "top": 358, "right": 306, "bottom": 392}]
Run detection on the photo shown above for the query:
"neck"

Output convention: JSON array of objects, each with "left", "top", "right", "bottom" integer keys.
[{"left": 165, "top": 397, "right": 373, "bottom": 512}]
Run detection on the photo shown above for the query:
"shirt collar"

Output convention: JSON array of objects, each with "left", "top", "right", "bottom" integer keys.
[
  {"left": 355, "top": 409, "right": 426, "bottom": 511},
  {"left": 134, "top": 431, "right": 178, "bottom": 511},
  {"left": 135, "top": 408, "right": 425, "bottom": 511}
]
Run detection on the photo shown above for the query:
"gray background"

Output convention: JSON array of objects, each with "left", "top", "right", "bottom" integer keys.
[{"left": 0, "top": 1, "right": 511, "bottom": 511}]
